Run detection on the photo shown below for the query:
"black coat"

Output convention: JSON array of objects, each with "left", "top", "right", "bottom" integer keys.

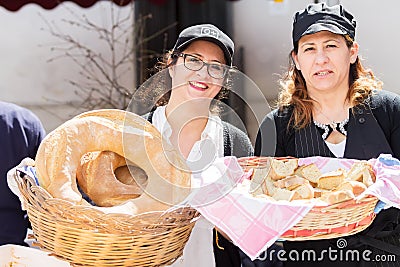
[
  {"left": 255, "top": 90, "right": 400, "bottom": 160},
  {"left": 255, "top": 90, "right": 400, "bottom": 267}
]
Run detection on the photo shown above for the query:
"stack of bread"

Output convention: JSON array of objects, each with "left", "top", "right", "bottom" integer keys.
[{"left": 249, "top": 158, "right": 375, "bottom": 205}]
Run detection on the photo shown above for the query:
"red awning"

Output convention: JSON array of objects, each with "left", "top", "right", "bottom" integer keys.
[
  {"left": 0, "top": 0, "right": 166, "bottom": 11},
  {"left": 0, "top": 0, "right": 239, "bottom": 12}
]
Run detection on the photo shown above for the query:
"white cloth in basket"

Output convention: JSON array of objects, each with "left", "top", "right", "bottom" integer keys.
[{"left": 7, "top": 157, "right": 37, "bottom": 211}]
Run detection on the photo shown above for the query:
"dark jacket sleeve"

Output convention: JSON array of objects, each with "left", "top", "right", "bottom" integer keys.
[
  {"left": 370, "top": 90, "right": 400, "bottom": 159},
  {"left": 223, "top": 122, "right": 254, "bottom": 157},
  {"left": 255, "top": 110, "right": 277, "bottom": 156},
  {"left": 255, "top": 108, "right": 294, "bottom": 157}
]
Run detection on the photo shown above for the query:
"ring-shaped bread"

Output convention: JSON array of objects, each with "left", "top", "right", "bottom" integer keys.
[
  {"left": 76, "top": 151, "right": 148, "bottom": 207},
  {"left": 35, "top": 109, "right": 191, "bottom": 215}
]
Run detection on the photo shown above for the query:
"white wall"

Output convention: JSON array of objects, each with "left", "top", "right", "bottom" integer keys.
[
  {"left": 0, "top": 2, "right": 134, "bottom": 132},
  {"left": 1, "top": 0, "right": 399, "bottom": 136},
  {"left": 340, "top": 0, "right": 398, "bottom": 89},
  {"left": 232, "top": 0, "right": 400, "bottom": 140}
]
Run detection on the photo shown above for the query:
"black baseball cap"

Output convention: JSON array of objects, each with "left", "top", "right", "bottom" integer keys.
[
  {"left": 292, "top": 3, "right": 356, "bottom": 46},
  {"left": 172, "top": 24, "right": 234, "bottom": 66}
]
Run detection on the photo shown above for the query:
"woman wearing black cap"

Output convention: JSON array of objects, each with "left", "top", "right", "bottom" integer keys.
[
  {"left": 255, "top": 3, "right": 400, "bottom": 267},
  {"left": 135, "top": 24, "right": 253, "bottom": 267}
]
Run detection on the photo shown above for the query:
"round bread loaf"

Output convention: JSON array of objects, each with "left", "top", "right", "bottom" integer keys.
[{"left": 35, "top": 109, "right": 191, "bottom": 215}]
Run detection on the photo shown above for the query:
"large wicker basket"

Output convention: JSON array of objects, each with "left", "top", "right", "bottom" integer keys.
[
  {"left": 238, "top": 156, "right": 379, "bottom": 241},
  {"left": 16, "top": 171, "right": 199, "bottom": 267}
]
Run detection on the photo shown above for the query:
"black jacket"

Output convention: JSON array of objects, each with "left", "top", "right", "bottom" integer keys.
[
  {"left": 255, "top": 90, "right": 400, "bottom": 159},
  {"left": 255, "top": 90, "right": 400, "bottom": 267}
]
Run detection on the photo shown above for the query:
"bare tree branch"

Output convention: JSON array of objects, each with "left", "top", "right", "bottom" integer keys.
[{"left": 40, "top": 2, "right": 168, "bottom": 111}]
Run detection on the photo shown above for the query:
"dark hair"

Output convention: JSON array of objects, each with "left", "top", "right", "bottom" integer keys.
[
  {"left": 146, "top": 47, "right": 233, "bottom": 113},
  {"left": 277, "top": 35, "right": 382, "bottom": 129}
]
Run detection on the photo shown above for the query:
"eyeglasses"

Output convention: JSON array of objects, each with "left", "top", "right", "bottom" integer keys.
[{"left": 176, "top": 53, "right": 229, "bottom": 79}]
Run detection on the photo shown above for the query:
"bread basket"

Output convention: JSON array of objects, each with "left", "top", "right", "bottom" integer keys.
[
  {"left": 15, "top": 170, "right": 199, "bottom": 267},
  {"left": 238, "top": 156, "right": 378, "bottom": 241}
]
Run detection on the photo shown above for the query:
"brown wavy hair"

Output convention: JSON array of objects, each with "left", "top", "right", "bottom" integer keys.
[{"left": 277, "top": 35, "right": 383, "bottom": 130}]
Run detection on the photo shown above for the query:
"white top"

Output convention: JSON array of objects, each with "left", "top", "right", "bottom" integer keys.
[
  {"left": 153, "top": 105, "right": 223, "bottom": 267},
  {"left": 325, "top": 139, "right": 346, "bottom": 158},
  {"left": 152, "top": 105, "right": 224, "bottom": 177}
]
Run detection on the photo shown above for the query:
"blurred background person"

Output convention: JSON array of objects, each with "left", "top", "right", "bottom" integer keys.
[{"left": 1, "top": 101, "right": 46, "bottom": 246}]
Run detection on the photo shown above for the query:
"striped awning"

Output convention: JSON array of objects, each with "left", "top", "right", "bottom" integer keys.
[
  {"left": 0, "top": 0, "right": 241, "bottom": 11},
  {"left": 0, "top": 0, "right": 166, "bottom": 11}
]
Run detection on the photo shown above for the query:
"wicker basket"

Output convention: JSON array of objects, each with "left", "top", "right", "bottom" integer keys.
[
  {"left": 16, "top": 171, "right": 199, "bottom": 267},
  {"left": 238, "top": 156, "right": 379, "bottom": 241}
]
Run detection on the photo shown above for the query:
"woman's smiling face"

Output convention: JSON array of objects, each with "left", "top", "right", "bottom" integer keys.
[{"left": 169, "top": 40, "right": 227, "bottom": 105}]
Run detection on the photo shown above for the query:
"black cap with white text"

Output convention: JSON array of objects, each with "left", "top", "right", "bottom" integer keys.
[{"left": 173, "top": 24, "right": 234, "bottom": 66}]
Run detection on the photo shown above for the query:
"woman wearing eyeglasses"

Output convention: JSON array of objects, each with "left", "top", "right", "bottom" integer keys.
[{"left": 136, "top": 24, "right": 253, "bottom": 267}]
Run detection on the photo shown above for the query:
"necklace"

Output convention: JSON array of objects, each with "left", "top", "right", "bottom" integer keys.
[
  {"left": 313, "top": 106, "right": 349, "bottom": 140},
  {"left": 314, "top": 119, "right": 349, "bottom": 139}
]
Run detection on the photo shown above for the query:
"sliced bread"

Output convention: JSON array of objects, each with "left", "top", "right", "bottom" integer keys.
[
  {"left": 273, "top": 175, "right": 310, "bottom": 190},
  {"left": 346, "top": 161, "right": 376, "bottom": 186},
  {"left": 295, "top": 163, "right": 322, "bottom": 185},
  {"left": 317, "top": 168, "right": 345, "bottom": 190},
  {"left": 335, "top": 180, "right": 367, "bottom": 196},
  {"left": 249, "top": 167, "right": 270, "bottom": 194},
  {"left": 313, "top": 187, "right": 331, "bottom": 198},
  {"left": 320, "top": 189, "right": 355, "bottom": 205},
  {"left": 263, "top": 177, "right": 277, "bottom": 196},
  {"left": 268, "top": 158, "right": 298, "bottom": 181},
  {"left": 292, "top": 183, "right": 314, "bottom": 200}
]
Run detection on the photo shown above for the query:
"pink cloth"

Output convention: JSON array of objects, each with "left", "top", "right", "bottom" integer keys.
[
  {"left": 359, "top": 155, "right": 400, "bottom": 209},
  {"left": 189, "top": 154, "right": 400, "bottom": 260},
  {"left": 196, "top": 189, "right": 313, "bottom": 260}
]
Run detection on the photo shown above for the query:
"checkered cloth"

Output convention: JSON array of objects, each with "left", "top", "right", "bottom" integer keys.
[{"left": 189, "top": 154, "right": 400, "bottom": 260}]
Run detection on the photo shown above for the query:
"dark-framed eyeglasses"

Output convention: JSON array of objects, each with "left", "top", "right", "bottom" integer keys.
[{"left": 176, "top": 53, "right": 229, "bottom": 79}]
